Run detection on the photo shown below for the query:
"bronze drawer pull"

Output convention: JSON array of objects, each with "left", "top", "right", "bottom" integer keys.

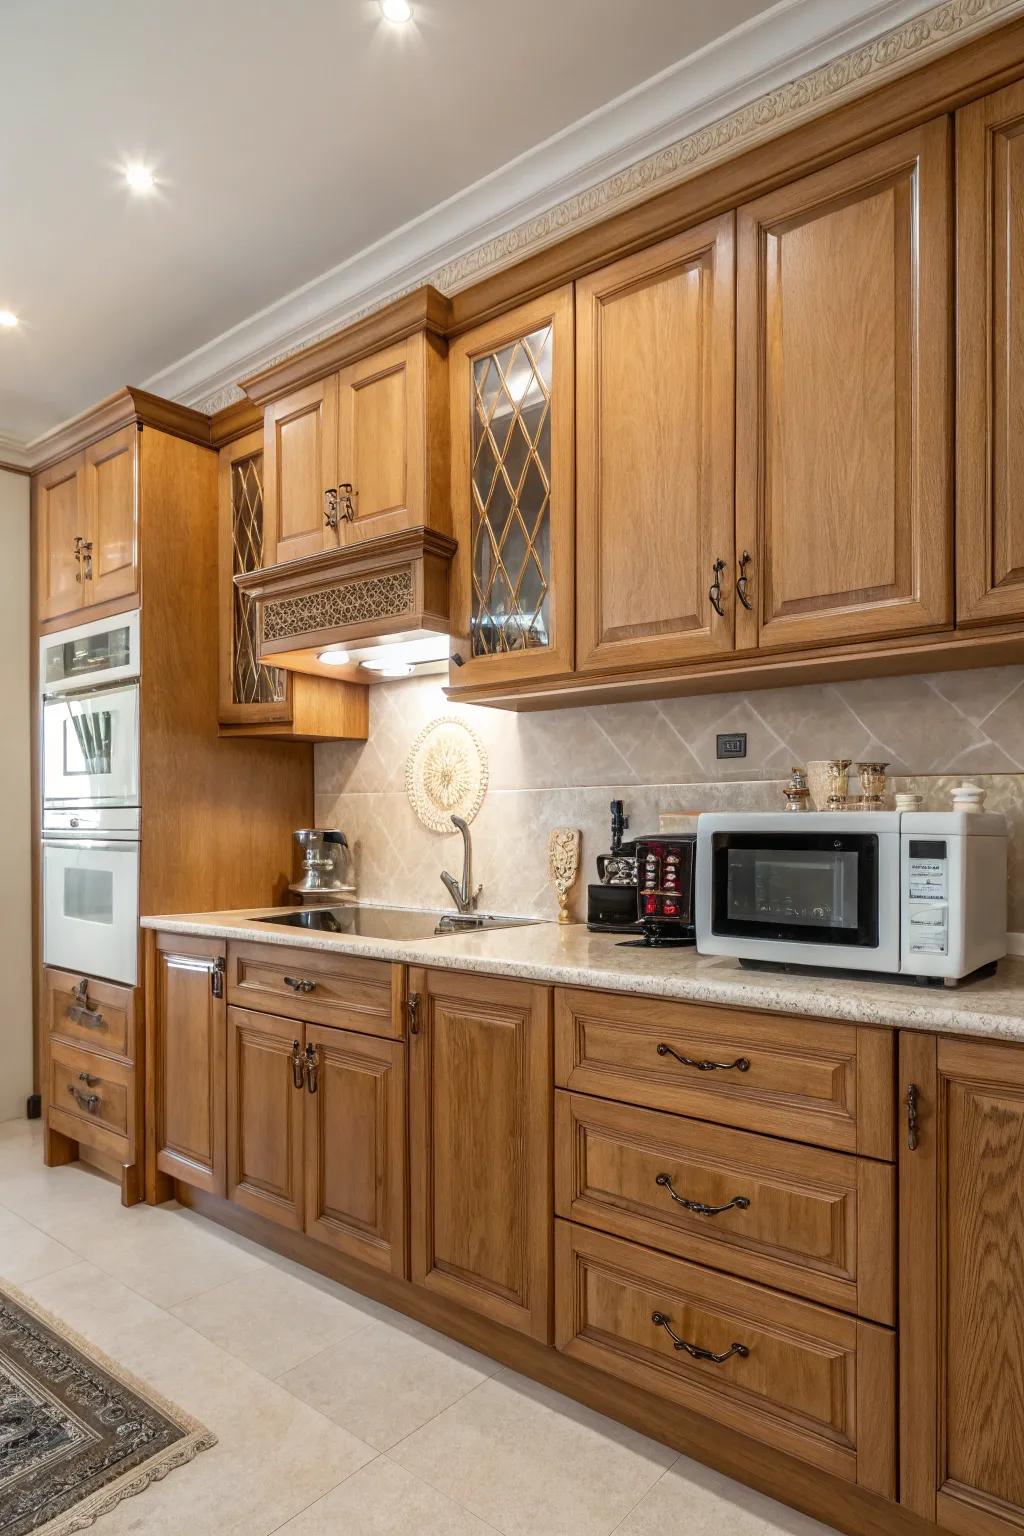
[
  {"left": 906, "top": 1082, "right": 919, "bottom": 1151},
  {"left": 324, "top": 488, "right": 339, "bottom": 529},
  {"left": 651, "top": 1311, "right": 749, "bottom": 1363},
  {"left": 736, "top": 549, "right": 753, "bottom": 610},
  {"left": 284, "top": 976, "right": 316, "bottom": 994},
  {"left": 407, "top": 992, "right": 421, "bottom": 1036},
  {"left": 657, "top": 1043, "right": 750, "bottom": 1073},
  {"left": 304, "top": 1043, "right": 320, "bottom": 1094},
  {"left": 67, "top": 1004, "right": 105, "bottom": 1031},
  {"left": 290, "top": 1041, "right": 304, "bottom": 1090},
  {"left": 655, "top": 1173, "right": 750, "bottom": 1217},
  {"left": 708, "top": 557, "right": 726, "bottom": 618},
  {"left": 67, "top": 1084, "right": 100, "bottom": 1114},
  {"left": 338, "top": 483, "right": 356, "bottom": 522}
]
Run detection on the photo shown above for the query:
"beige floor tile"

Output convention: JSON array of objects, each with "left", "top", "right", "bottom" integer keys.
[
  {"left": 274, "top": 1457, "right": 498, "bottom": 1535},
  {"left": 0, "top": 1206, "right": 80, "bottom": 1284},
  {"left": 610, "top": 1455, "right": 837, "bottom": 1535},
  {"left": 278, "top": 1313, "right": 500, "bottom": 1450},
  {"left": 390, "top": 1368, "right": 676, "bottom": 1536},
  {"left": 172, "top": 1262, "right": 382, "bottom": 1377},
  {"left": 19, "top": 1259, "right": 171, "bottom": 1348},
  {"left": 87, "top": 1213, "right": 266, "bottom": 1308}
]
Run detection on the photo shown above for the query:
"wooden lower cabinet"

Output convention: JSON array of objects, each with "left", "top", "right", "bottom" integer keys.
[
  {"left": 227, "top": 1005, "right": 305, "bottom": 1231},
  {"left": 150, "top": 933, "right": 227, "bottom": 1196},
  {"left": 900, "top": 1033, "right": 1024, "bottom": 1536},
  {"left": 408, "top": 967, "right": 553, "bottom": 1341}
]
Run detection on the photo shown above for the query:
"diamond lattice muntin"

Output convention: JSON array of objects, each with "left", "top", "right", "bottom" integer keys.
[
  {"left": 470, "top": 323, "right": 554, "bottom": 656},
  {"left": 231, "top": 454, "right": 287, "bottom": 706}
]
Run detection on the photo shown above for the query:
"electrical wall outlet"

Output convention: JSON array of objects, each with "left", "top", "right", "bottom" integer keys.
[{"left": 717, "top": 732, "right": 747, "bottom": 760}]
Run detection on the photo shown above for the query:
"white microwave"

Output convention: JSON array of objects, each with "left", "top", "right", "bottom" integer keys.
[{"left": 695, "top": 811, "right": 1008, "bottom": 983}]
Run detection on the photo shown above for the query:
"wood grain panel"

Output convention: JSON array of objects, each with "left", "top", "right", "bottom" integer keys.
[
  {"left": 736, "top": 118, "right": 952, "bottom": 650},
  {"left": 337, "top": 338, "right": 419, "bottom": 543},
  {"left": 555, "top": 1222, "right": 895, "bottom": 1495},
  {"left": 84, "top": 425, "right": 138, "bottom": 607},
  {"left": 263, "top": 376, "right": 338, "bottom": 564},
  {"left": 555, "top": 1091, "right": 894, "bottom": 1322},
  {"left": 554, "top": 989, "right": 894, "bottom": 1158},
  {"left": 956, "top": 79, "right": 1024, "bottom": 626},
  {"left": 50, "top": 1040, "right": 132, "bottom": 1142},
  {"left": 409, "top": 966, "right": 552, "bottom": 1340},
  {"left": 226, "top": 1005, "right": 305, "bottom": 1231},
  {"left": 304, "top": 1023, "right": 406, "bottom": 1276},
  {"left": 227, "top": 944, "right": 401, "bottom": 1039},
  {"left": 575, "top": 216, "right": 736, "bottom": 672},
  {"left": 44, "top": 965, "right": 134, "bottom": 1062},
  {"left": 150, "top": 932, "right": 226, "bottom": 1196},
  {"left": 36, "top": 452, "right": 85, "bottom": 623}
]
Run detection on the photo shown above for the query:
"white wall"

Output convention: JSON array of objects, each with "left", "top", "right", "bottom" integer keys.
[{"left": 0, "top": 468, "right": 32, "bottom": 1121}]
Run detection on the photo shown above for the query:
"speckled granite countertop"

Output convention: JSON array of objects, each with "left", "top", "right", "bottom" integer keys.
[{"left": 141, "top": 907, "right": 1024, "bottom": 1043}]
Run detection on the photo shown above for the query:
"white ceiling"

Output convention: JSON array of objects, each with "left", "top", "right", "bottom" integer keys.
[{"left": 0, "top": 0, "right": 969, "bottom": 450}]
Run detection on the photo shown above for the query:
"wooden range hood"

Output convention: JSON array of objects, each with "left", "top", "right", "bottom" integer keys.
[{"left": 235, "top": 526, "right": 457, "bottom": 683}]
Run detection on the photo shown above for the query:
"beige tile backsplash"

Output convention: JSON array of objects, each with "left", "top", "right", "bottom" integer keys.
[{"left": 315, "top": 667, "right": 1024, "bottom": 930}]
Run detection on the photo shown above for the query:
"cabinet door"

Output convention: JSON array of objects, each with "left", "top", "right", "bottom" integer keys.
[
  {"left": 448, "top": 287, "right": 574, "bottom": 689},
  {"left": 409, "top": 967, "right": 552, "bottom": 1340},
  {"left": 217, "top": 429, "right": 290, "bottom": 725},
  {"left": 576, "top": 217, "right": 736, "bottom": 672},
  {"left": 83, "top": 426, "right": 138, "bottom": 609},
  {"left": 150, "top": 933, "right": 226, "bottom": 1195},
  {"left": 736, "top": 118, "right": 952, "bottom": 651},
  {"left": 304, "top": 1024, "right": 406, "bottom": 1275},
  {"left": 227, "top": 1006, "right": 305, "bottom": 1230},
  {"left": 336, "top": 336, "right": 423, "bottom": 544},
  {"left": 36, "top": 452, "right": 85, "bottom": 623},
  {"left": 957, "top": 81, "right": 1024, "bottom": 626},
  {"left": 263, "top": 376, "right": 339, "bottom": 565},
  {"left": 899, "top": 1033, "right": 1024, "bottom": 1532}
]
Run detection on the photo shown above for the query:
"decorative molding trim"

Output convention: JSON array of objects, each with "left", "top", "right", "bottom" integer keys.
[
  {"left": 147, "top": 0, "right": 1024, "bottom": 419},
  {"left": 406, "top": 715, "right": 489, "bottom": 834},
  {"left": 262, "top": 570, "right": 415, "bottom": 643}
]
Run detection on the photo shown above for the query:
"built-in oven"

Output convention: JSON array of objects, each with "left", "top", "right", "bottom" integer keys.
[
  {"left": 42, "top": 683, "right": 139, "bottom": 809},
  {"left": 42, "top": 812, "right": 140, "bottom": 986}
]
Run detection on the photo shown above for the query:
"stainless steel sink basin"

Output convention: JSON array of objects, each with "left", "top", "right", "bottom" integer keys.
[{"left": 252, "top": 905, "right": 537, "bottom": 941}]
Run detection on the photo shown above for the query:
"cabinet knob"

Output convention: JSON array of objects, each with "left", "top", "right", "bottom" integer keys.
[
  {"left": 67, "top": 1084, "right": 100, "bottom": 1114},
  {"left": 284, "top": 976, "right": 316, "bottom": 994},
  {"left": 906, "top": 1082, "right": 920, "bottom": 1151},
  {"left": 407, "top": 992, "right": 421, "bottom": 1036},
  {"left": 210, "top": 957, "right": 226, "bottom": 999}
]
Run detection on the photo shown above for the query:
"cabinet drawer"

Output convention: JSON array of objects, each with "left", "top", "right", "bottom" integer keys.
[
  {"left": 227, "top": 942, "right": 401, "bottom": 1038},
  {"left": 554, "top": 988, "right": 893, "bottom": 1158},
  {"left": 555, "top": 1221, "right": 895, "bottom": 1495},
  {"left": 44, "top": 966, "right": 134, "bottom": 1060},
  {"left": 555, "top": 1093, "right": 894, "bottom": 1322},
  {"left": 50, "top": 1041, "right": 132, "bottom": 1144}
]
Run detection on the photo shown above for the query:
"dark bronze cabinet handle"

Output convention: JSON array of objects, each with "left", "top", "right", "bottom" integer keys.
[
  {"left": 708, "top": 558, "right": 726, "bottom": 618},
  {"left": 67, "top": 1004, "right": 105, "bottom": 1031},
  {"left": 291, "top": 1040, "right": 304, "bottom": 1091},
  {"left": 284, "top": 976, "right": 316, "bottom": 994},
  {"left": 655, "top": 1173, "right": 750, "bottom": 1217},
  {"left": 651, "top": 1311, "right": 749, "bottom": 1363},
  {"left": 736, "top": 549, "right": 753, "bottom": 610},
  {"left": 210, "top": 957, "right": 225, "bottom": 999},
  {"left": 657, "top": 1043, "right": 750, "bottom": 1073},
  {"left": 407, "top": 992, "right": 421, "bottom": 1036},
  {"left": 324, "top": 488, "right": 339, "bottom": 529},
  {"left": 906, "top": 1082, "right": 919, "bottom": 1151},
  {"left": 304, "top": 1043, "right": 320, "bottom": 1094},
  {"left": 67, "top": 1084, "right": 100, "bottom": 1114},
  {"left": 338, "top": 483, "right": 355, "bottom": 522},
  {"left": 73, "top": 536, "right": 93, "bottom": 582}
]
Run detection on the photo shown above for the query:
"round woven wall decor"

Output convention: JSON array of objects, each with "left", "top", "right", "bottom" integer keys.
[{"left": 405, "top": 715, "right": 489, "bottom": 834}]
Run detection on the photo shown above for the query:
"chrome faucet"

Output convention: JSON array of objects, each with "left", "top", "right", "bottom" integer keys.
[{"left": 440, "top": 815, "right": 482, "bottom": 914}]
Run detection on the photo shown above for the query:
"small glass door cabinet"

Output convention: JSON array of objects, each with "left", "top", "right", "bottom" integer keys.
[
  {"left": 448, "top": 286, "right": 574, "bottom": 690},
  {"left": 218, "top": 429, "right": 290, "bottom": 727}
]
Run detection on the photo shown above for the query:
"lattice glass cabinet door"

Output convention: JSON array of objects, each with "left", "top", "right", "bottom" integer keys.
[
  {"left": 218, "top": 430, "right": 289, "bottom": 725},
  {"left": 450, "top": 287, "right": 574, "bottom": 688}
]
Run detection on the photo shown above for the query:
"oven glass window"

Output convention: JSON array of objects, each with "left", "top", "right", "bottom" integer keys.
[
  {"left": 63, "top": 709, "right": 113, "bottom": 776},
  {"left": 711, "top": 833, "right": 878, "bottom": 947},
  {"left": 44, "top": 624, "right": 132, "bottom": 687},
  {"left": 64, "top": 867, "right": 114, "bottom": 925}
]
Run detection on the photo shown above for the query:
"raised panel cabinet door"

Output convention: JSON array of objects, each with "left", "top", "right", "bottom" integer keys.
[
  {"left": 448, "top": 286, "right": 574, "bottom": 690},
  {"left": 408, "top": 966, "right": 553, "bottom": 1340},
  {"left": 957, "top": 81, "right": 1024, "bottom": 626},
  {"left": 304, "top": 1024, "right": 406, "bottom": 1275},
  {"left": 83, "top": 426, "right": 138, "bottom": 609},
  {"left": 36, "top": 452, "right": 86, "bottom": 623},
  {"left": 336, "top": 335, "right": 423, "bottom": 544},
  {"left": 900, "top": 1033, "right": 1024, "bottom": 1535},
  {"left": 151, "top": 933, "right": 226, "bottom": 1195},
  {"left": 227, "top": 1006, "right": 305, "bottom": 1230},
  {"left": 217, "top": 429, "right": 290, "bottom": 725},
  {"left": 576, "top": 216, "right": 736, "bottom": 672},
  {"left": 263, "top": 376, "right": 339, "bottom": 565},
  {"left": 736, "top": 118, "right": 952, "bottom": 651}
]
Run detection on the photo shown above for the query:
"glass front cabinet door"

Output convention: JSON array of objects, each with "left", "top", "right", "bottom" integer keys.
[
  {"left": 218, "top": 428, "right": 290, "bottom": 727},
  {"left": 448, "top": 286, "right": 574, "bottom": 692}
]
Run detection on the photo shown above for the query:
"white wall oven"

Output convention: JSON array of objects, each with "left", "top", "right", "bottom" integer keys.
[{"left": 41, "top": 614, "right": 141, "bottom": 986}]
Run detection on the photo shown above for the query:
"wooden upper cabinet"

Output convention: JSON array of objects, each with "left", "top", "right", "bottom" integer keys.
[
  {"left": 575, "top": 216, "right": 736, "bottom": 672},
  {"left": 150, "top": 933, "right": 226, "bottom": 1197},
  {"left": 263, "top": 376, "right": 339, "bottom": 565},
  {"left": 84, "top": 426, "right": 138, "bottom": 607},
  {"left": 957, "top": 80, "right": 1024, "bottom": 626},
  {"left": 900, "top": 1033, "right": 1024, "bottom": 1534},
  {"left": 736, "top": 118, "right": 952, "bottom": 651},
  {"left": 408, "top": 966, "right": 553, "bottom": 1341},
  {"left": 448, "top": 287, "right": 575, "bottom": 689},
  {"left": 37, "top": 452, "right": 86, "bottom": 623}
]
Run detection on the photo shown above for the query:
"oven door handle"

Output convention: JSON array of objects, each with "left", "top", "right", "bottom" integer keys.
[{"left": 43, "top": 839, "right": 139, "bottom": 851}]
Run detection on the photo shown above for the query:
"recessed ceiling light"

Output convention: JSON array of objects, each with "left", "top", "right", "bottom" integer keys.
[
  {"left": 317, "top": 647, "right": 351, "bottom": 666},
  {"left": 380, "top": 0, "right": 413, "bottom": 21},
  {"left": 123, "top": 161, "right": 156, "bottom": 195},
  {"left": 0, "top": 311, "right": 18, "bottom": 329}
]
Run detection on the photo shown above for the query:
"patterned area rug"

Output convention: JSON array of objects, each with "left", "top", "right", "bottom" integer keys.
[{"left": 0, "top": 1282, "right": 215, "bottom": 1535}]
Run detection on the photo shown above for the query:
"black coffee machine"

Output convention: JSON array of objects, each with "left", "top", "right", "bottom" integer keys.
[{"left": 586, "top": 801, "right": 643, "bottom": 935}]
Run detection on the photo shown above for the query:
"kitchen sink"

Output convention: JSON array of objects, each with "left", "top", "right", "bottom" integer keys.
[{"left": 253, "top": 905, "right": 538, "bottom": 941}]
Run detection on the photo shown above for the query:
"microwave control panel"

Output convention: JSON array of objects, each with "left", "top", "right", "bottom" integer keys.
[{"left": 904, "top": 838, "right": 949, "bottom": 956}]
